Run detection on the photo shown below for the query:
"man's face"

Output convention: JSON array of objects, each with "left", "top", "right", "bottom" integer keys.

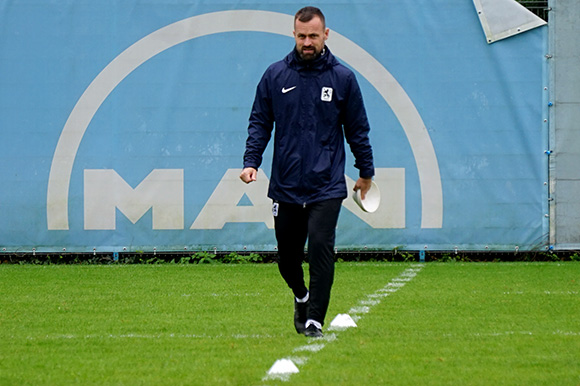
[{"left": 293, "top": 16, "right": 329, "bottom": 61}]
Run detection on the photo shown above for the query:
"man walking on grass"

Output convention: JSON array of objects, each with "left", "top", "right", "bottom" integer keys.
[{"left": 240, "top": 6, "right": 374, "bottom": 337}]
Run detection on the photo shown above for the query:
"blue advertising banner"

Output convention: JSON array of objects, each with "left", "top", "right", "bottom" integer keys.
[{"left": 0, "top": 0, "right": 548, "bottom": 252}]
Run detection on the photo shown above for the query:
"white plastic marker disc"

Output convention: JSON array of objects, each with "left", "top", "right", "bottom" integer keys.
[
  {"left": 267, "top": 359, "right": 299, "bottom": 375},
  {"left": 329, "top": 313, "right": 358, "bottom": 330},
  {"left": 353, "top": 180, "right": 380, "bottom": 213}
]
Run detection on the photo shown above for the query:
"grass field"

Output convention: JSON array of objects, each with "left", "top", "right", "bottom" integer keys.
[{"left": 1, "top": 262, "right": 579, "bottom": 385}]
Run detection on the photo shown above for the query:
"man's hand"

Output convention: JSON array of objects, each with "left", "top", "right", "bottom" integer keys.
[
  {"left": 353, "top": 177, "right": 372, "bottom": 200},
  {"left": 240, "top": 167, "right": 258, "bottom": 184}
]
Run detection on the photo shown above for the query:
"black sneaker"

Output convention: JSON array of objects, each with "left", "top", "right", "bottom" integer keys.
[
  {"left": 294, "top": 299, "right": 309, "bottom": 334},
  {"left": 304, "top": 323, "right": 323, "bottom": 338}
]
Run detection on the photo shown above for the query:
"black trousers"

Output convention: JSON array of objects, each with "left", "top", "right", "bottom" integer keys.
[{"left": 274, "top": 198, "right": 343, "bottom": 325}]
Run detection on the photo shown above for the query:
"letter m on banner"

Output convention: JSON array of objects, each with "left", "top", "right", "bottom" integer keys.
[{"left": 84, "top": 169, "right": 184, "bottom": 230}]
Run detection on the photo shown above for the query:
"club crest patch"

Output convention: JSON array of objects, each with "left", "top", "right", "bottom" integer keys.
[{"left": 321, "top": 87, "right": 333, "bottom": 102}]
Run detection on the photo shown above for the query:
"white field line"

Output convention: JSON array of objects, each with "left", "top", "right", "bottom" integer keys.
[
  {"left": 22, "top": 328, "right": 579, "bottom": 343},
  {"left": 262, "top": 264, "right": 424, "bottom": 382},
  {"left": 21, "top": 333, "right": 283, "bottom": 341},
  {"left": 502, "top": 291, "right": 579, "bottom": 295},
  {"left": 444, "top": 330, "right": 580, "bottom": 337}
]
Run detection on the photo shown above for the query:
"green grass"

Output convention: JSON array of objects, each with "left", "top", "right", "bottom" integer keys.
[{"left": 1, "top": 263, "right": 579, "bottom": 385}]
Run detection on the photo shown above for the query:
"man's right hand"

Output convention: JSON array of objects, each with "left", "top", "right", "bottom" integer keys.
[{"left": 239, "top": 167, "right": 258, "bottom": 184}]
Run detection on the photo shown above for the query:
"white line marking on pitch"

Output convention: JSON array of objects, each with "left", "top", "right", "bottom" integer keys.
[
  {"left": 21, "top": 333, "right": 283, "bottom": 341},
  {"left": 262, "top": 264, "right": 424, "bottom": 382},
  {"left": 293, "top": 343, "right": 325, "bottom": 353}
]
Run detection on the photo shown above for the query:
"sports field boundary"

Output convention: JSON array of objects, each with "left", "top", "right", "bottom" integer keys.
[{"left": 2, "top": 250, "right": 579, "bottom": 264}]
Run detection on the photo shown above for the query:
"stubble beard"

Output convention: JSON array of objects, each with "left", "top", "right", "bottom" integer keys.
[{"left": 298, "top": 46, "right": 321, "bottom": 61}]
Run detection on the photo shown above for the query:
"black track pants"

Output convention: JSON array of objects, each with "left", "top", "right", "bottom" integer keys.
[{"left": 274, "top": 198, "right": 343, "bottom": 325}]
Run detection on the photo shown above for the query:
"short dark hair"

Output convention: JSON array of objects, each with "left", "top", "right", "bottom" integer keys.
[{"left": 294, "top": 6, "right": 326, "bottom": 29}]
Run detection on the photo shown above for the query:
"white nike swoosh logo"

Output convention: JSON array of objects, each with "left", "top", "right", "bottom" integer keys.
[{"left": 282, "top": 86, "right": 297, "bottom": 94}]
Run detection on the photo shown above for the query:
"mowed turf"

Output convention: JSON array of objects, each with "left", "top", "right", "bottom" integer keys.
[{"left": 0, "top": 262, "right": 578, "bottom": 385}]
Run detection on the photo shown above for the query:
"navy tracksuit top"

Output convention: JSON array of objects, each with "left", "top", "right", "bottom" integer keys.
[{"left": 243, "top": 46, "right": 375, "bottom": 206}]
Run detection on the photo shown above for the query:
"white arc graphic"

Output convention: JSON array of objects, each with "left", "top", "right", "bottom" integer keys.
[
  {"left": 47, "top": 10, "right": 442, "bottom": 230},
  {"left": 281, "top": 86, "right": 297, "bottom": 93}
]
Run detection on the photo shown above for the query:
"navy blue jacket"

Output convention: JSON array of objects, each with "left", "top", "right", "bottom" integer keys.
[{"left": 243, "top": 47, "right": 374, "bottom": 206}]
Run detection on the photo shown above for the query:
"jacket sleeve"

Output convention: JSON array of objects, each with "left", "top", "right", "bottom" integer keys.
[
  {"left": 343, "top": 72, "right": 375, "bottom": 178},
  {"left": 243, "top": 70, "right": 274, "bottom": 170}
]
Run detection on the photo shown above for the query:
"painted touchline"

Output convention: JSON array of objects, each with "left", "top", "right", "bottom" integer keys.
[{"left": 263, "top": 264, "right": 424, "bottom": 382}]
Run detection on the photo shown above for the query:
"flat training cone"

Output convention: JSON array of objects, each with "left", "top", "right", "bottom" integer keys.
[
  {"left": 352, "top": 181, "right": 380, "bottom": 213},
  {"left": 329, "top": 313, "right": 358, "bottom": 330},
  {"left": 267, "top": 359, "right": 299, "bottom": 375}
]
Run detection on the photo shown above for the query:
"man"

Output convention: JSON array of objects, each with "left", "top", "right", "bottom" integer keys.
[{"left": 240, "top": 6, "right": 374, "bottom": 338}]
